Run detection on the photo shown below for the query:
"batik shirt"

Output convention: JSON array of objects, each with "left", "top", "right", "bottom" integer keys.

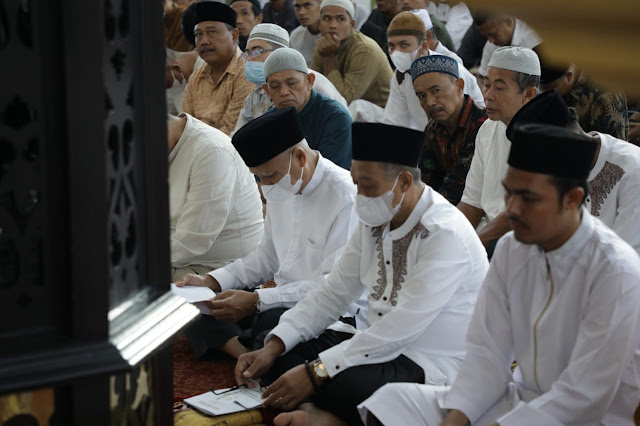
[
  {"left": 421, "top": 96, "right": 487, "bottom": 204},
  {"left": 564, "top": 73, "right": 629, "bottom": 140}
]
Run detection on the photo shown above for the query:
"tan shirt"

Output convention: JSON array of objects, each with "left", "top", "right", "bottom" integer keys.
[
  {"left": 182, "top": 47, "right": 255, "bottom": 135},
  {"left": 311, "top": 31, "right": 392, "bottom": 108}
]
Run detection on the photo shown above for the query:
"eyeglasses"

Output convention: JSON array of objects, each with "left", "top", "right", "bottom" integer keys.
[{"left": 241, "top": 47, "right": 276, "bottom": 61}]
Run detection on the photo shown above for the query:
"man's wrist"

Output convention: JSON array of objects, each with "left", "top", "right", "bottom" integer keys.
[
  {"left": 264, "top": 336, "right": 286, "bottom": 358},
  {"left": 442, "top": 409, "right": 470, "bottom": 426},
  {"left": 204, "top": 274, "right": 222, "bottom": 292},
  {"left": 252, "top": 292, "right": 260, "bottom": 313}
]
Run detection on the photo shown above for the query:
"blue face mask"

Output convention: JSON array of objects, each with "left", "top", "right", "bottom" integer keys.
[{"left": 244, "top": 61, "right": 265, "bottom": 86}]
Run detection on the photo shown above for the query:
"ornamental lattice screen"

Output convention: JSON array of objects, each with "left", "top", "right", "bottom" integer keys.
[{"left": 0, "top": 1, "right": 198, "bottom": 424}]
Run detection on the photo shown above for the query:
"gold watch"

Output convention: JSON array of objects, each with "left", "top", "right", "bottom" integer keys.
[{"left": 312, "top": 359, "right": 328, "bottom": 384}]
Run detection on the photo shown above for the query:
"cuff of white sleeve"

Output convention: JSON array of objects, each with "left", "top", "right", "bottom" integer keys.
[
  {"left": 318, "top": 342, "right": 350, "bottom": 378},
  {"left": 497, "top": 401, "right": 563, "bottom": 426},
  {"left": 265, "top": 322, "right": 302, "bottom": 355},
  {"left": 255, "top": 287, "right": 281, "bottom": 312},
  {"left": 208, "top": 268, "right": 236, "bottom": 292}
]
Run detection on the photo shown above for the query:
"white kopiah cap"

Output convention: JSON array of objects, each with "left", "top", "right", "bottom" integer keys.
[
  {"left": 248, "top": 23, "right": 290, "bottom": 48},
  {"left": 320, "top": 0, "right": 355, "bottom": 19},
  {"left": 488, "top": 46, "right": 541, "bottom": 76}
]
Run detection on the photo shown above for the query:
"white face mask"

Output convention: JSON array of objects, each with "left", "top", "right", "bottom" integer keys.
[
  {"left": 355, "top": 175, "right": 405, "bottom": 227},
  {"left": 390, "top": 49, "right": 419, "bottom": 73},
  {"left": 261, "top": 152, "right": 304, "bottom": 203}
]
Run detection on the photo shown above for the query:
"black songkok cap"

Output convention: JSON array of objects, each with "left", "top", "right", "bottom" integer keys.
[
  {"left": 352, "top": 123, "right": 425, "bottom": 168},
  {"left": 182, "top": 2, "right": 237, "bottom": 46},
  {"left": 508, "top": 123, "right": 598, "bottom": 180},
  {"left": 232, "top": 107, "right": 304, "bottom": 167},
  {"left": 506, "top": 90, "right": 572, "bottom": 140}
]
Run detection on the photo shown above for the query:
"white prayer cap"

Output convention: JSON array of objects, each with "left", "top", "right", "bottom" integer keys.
[
  {"left": 320, "top": 0, "right": 355, "bottom": 19},
  {"left": 488, "top": 46, "right": 541, "bottom": 76},
  {"left": 248, "top": 23, "right": 290, "bottom": 48},
  {"left": 264, "top": 48, "right": 309, "bottom": 79},
  {"left": 410, "top": 9, "right": 433, "bottom": 30}
]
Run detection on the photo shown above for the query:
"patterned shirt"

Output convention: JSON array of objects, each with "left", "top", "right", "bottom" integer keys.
[
  {"left": 420, "top": 95, "right": 487, "bottom": 204},
  {"left": 182, "top": 47, "right": 255, "bottom": 135},
  {"left": 564, "top": 73, "right": 629, "bottom": 141}
]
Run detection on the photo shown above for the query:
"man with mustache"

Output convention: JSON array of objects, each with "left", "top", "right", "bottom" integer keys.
[
  {"left": 181, "top": 2, "right": 256, "bottom": 135},
  {"left": 411, "top": 54, "right": 487, "bottom": 205},
  {"left": 359, "top": 123, "right": 640, "bottom": 426},
  {"left": 457, "top": 46, "right": 539, "bottom": 257}
]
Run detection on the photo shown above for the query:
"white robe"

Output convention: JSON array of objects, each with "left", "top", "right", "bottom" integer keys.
[
  {"left": 586, "top": 131, "right": 640, "bottom": 255},
  {"left": 169, "top": 113, "right": 264, "bottom": 270},
  {"left": 209, "top": 155, "right": 366, "bottom": 323},
  {"left": 460, "top": 119, "right": 510, "bottom": 226},
  {"left": 361, "top": 211, "right": 640, "bottom": 425},
  {"left": 427, "top": 2, "right": 473, "bottom": 51},
  {"left": 290, "top": 26, "right": 322, "bottom": 66},
  {"left": 267, "top": 186, "right": 489, "bottom": 383}
]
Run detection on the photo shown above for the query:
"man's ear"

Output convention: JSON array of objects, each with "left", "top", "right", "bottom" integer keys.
[
  {"left": 455, "top": 77, "right": 465, "bottom": 94},
  {"left": 398, "top": 170, "right": 413, "bottom": 192},
  {"left": 417, "top": 39, "right": 430, "bottom": 58},
  {"left": 563, "top": 186, "right": 585, "bottom": 211},
  {"left": 231, "top": 27, "right": 240, "bottom": 44},
  {"left": 293, "top": 147, "right": 307, "bottom": 167},
  {"left": 256, "top": 14, "right": 264, "bottom": 24},
  {"left": 307, "top": 72, "right": 316, "bottom": 89},
  {"left": 523, "top": 86, "right": 538, "bottom": 103},
  {"left": 350, "top": 19, "right": 356, "bottom": 29},
  {"left": 262, "top": 82, "right": 270, "bottom": 96}
]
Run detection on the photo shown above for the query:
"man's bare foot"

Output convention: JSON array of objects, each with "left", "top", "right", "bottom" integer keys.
[
  {"left": 219, "top": 336, "right": 250, "bottom": 359},
  {"left": 274, "top": 404, "right": 348, "bottom": 426},
  {"left": 273, "top": 411, "right": 310, "bottom": 426}
]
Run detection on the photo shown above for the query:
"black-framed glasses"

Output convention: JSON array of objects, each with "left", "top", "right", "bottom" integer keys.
[{"left": 241, "top": 47, "right": 276, "bottom": 61}]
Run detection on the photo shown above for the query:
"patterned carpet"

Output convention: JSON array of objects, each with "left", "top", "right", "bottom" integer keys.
[
  {"left": 172, "top": 333, "right": 274, "bottom": 425},
  {"left": 172, "top": 333, "right": 237, "bottom": 400}
]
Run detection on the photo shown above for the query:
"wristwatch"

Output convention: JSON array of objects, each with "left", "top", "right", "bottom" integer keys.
[{"left": 312, "top": 359, "right": 328, "bottom": 384}]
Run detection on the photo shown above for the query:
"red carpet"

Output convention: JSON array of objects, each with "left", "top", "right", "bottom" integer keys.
[{"left": 172, "top": 333, "right": 237, "bottom": 401}]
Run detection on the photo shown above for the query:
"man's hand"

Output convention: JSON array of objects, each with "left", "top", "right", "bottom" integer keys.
[
  {"left": 316, "top": 33, "right": 340, "bottom": 57},
  {"left": 440, "top": 409, "right": 470, "bottom": 426},
  {"left": 261, "top": 364, "right": 314, "bottom": 411},
  {"left": 175, "top": 273, "right": 222, "bottom": 292},
  {"left": 204, "top": 290, "right": 258, "bottom": 322},
  {"left": 235, "top": 338, "right": 286, "bottom": 385}
]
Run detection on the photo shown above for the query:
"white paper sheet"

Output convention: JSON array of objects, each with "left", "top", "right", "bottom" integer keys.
[
  {"left": 184, "top": 386, "right": 264, "bottom": 416},
  {"left": 170, "top": 283, "right": 216, "bottom": 315}
]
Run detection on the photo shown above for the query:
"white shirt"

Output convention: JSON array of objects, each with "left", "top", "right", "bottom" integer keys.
[
  {"left": 209, "top": 154, "right": 364, "bottom": 318},
  {"left": 290, "top": 26, "right": 322, "bottom": 66},
  {"left": 382, "top": 50, "right": 485, "bottom": 131},
  {"left": 586, "top": 131, "right": 640, "bottom": 255},
  {"left": 460, "top": 119, "right": 510, "bottom": 224},
  {"left": 233, "top": 71, "right": 348, "bottom": 134},
  {"left": 433, "top": 41, "right": 463, "bottom": 66},
  {"left": 427, "top": 2, "right": 473, "bottom": 51},
  {"left": 169, "top": 114, "right": 264, "bottom": 269},
  {"left": 444, "top": 212, "right": 640, "bottom": 425},
  {"left": 268, "top": 186, "right": 489, "bottom": 384},
  {"left": 478, "top": 18, "right": 542, "bottom": 76}
]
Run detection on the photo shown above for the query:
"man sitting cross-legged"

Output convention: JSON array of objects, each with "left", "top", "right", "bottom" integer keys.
[
  {"left": 233, "top": 122, "right": 489, "bottom": 425},
  {"left": 360, "top": 123, "right": 640, "bottom": 426},
  {"left": 176, "top": 107, "right": 365, "bottom": 360}
]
